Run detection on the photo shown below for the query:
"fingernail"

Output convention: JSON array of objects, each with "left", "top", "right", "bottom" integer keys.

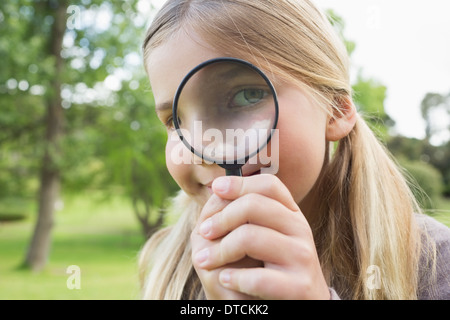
[
  {"left": 219, "top": 270, "right": 231, "bottom": 286},
  {"left": 199, "top": 218, "right": 212, "bottom": 236},
  {"left": 213, "top": 177, "right": 230, "bottom": 193},
  {"left": 194, "top": 248, "right": 209, "bottom": 265}
]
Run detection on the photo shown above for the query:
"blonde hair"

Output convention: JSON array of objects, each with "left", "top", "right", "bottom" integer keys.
[{"left": 140, "top": 0, "right": 434, "bottom": 299}]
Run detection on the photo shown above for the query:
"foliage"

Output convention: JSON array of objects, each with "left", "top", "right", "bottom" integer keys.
[
  {"left": 420, "top": 91, "right": 450, "bottom": 144},
  {"left": 388, "top": 136, "right": 450, "bottom": 197},
  {"left": 399, "top": 158, "right": 444, "bottom": 209},
  {"left": 0, "top": 0, "right": 179, "bottom": 243},
  {"left": 326, "top": 9, "right": 393, "bottom": 141},
  {"left": 326, "top": 9, "right": 449, "bottom": 206},
  {"left": 0, "top": 2, "right": 447, "bottom": 250},
  {"left": 352, "top": 74, "right": 394, "bottom": 140},
  {"left": 326, "top": 9, "right": 356, "bottom": 56}
]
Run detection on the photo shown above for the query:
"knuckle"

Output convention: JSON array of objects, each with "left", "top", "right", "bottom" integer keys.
[
  {"left": 239, "top": 224, "right": 255, "bottom": 244},
  {"left": 219, "top": 227, "right": 248, "bottom": 262},
  {"left": 240, "top": 271, "right": 263, "bottom": 294},
  {"left": 229, "top": 194, "right": 262, "bottom": 224},
  {"left": 211, "top": 213, "right": 224, "bottom": 234},
  {"left": 241, "top": 193, "right": 263, "bottom": 214},
  {"left": 218, "top": 241, "right": 228, "bottom": 265},
  {"left": 232, "top": 224, "right": 254, "bottom": 250},
  {"left": 292, "top": 240, "right": 315, "bottom": 263},
  {"left": 297, "top": 276, "right": 315, "bottom": 296},
  {"left": 215, "top": 210, "right": 234, "bottom": 235},
  {"left": 260, "top": 174, "right": 282, "bottom": 194}
]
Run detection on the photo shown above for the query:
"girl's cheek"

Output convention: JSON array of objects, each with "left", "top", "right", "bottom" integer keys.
[
  {"left": 165, "top": 138, "right": 193, "bottom": 191},
  {"left": 165, "top": 139, "right": 182, "bottom": 183}
]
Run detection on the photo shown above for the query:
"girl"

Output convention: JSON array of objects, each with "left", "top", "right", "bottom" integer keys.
[{"left": 139, "top": 0, "right": 450, "bottom": 299}]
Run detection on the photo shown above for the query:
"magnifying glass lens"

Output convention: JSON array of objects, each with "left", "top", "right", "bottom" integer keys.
[{"left": 173, "top": 58, "right": 278, "bottom": 175}]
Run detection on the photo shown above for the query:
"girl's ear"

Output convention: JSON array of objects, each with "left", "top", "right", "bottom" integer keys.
[{"left": 325, "top": 96, "right": 357, "bottom": 141}]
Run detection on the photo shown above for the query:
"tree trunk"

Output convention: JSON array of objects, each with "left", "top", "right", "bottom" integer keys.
[
  {"left": 131, "top": 159, "right": 166, "bottom": 239},
  {"left": 24, "top": 0, "right": 67, "bottom": 271}
]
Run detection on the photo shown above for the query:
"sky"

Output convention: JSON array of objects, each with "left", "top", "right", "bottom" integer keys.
[
  {"left": 313, "top": 0, "right": 450, "bottom": 144},
  {"left": 149, "top": 0, "right": 450, "bottom": 143}
]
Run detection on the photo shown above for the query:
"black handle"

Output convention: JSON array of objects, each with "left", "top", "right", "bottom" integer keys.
[{"left": 225, "top": 167, "right": 242, "bottom": 176}]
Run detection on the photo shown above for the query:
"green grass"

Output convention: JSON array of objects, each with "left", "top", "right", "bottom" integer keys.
[
  {"left": 427, "top": 197, "right": 450, "bottom": 228},
  {"left": 1, "top": 192, "right": 449, "bottom": 300},
  {"left": 0, "top": 193, "right": 145, "bottom": 300}
]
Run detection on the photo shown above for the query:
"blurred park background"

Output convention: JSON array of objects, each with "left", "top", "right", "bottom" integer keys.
[{"left": 0, "top": 0, "right": 449, "bottom": 299}]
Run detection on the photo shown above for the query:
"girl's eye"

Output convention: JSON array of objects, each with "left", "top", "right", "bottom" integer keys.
[
  {"left": 231, "top": 89, "right": 267, "bottom": 108},
  {"left": 165, "top": 116, "right": 174, "bottom": 128},
  {"left": 165, "top": 116, "right": 181, "bottom": 129}
]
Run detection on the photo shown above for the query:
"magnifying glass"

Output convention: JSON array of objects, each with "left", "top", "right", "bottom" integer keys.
[{"left": 173, "top": 57, "right": 279, "bottom": 176}]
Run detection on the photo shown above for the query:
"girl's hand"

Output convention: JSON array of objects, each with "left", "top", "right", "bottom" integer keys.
[
  {"left": 191, "top": 194, "right": 262, "bottom": 300},
  {"left": 191, "top": 174, "right": 330, "bottom": 300}
]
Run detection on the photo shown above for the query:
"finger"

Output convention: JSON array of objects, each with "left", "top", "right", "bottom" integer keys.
[
  {"left": 212, "top": 174, "right": 299, "bottom": 212},
  {"left": 218, "top": 267, "right": 300, "bottom": 299},
  {"left": 199, "top": 193, "right": 307, "bottom": 239},
  {"left": 194, "top": 224, "right": 295, "bottom": 269},
  {"left": 198, "top": 193, "right": 231, "bottom": 224},
  {"left": 190, "top": 226, "right": 220, "bottom": 263}
]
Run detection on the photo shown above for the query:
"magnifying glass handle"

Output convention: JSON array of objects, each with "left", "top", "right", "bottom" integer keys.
[{"left": 226, "top": 167, "right": 243, "bottom": 177}]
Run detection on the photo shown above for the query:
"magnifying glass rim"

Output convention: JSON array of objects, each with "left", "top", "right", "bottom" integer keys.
[{"left": 172, "top": 57, "right": 279, "bottom": 166}]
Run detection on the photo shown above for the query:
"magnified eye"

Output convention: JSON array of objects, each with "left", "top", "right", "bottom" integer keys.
[
  {"left": 231, "top": 88, "right": 267, "bottom": 108},
  {"left": 175, "top": 116, "right": 182, "bottom": 127}
]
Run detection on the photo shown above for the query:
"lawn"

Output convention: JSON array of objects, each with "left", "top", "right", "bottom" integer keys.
[
  {"left": 429, "top": 197, "right": 450, "bottom": 228},
  {"left": 0, "top": 193, "right": 145, "bottom": 300},
  {"left": 1, "top": 193, "right": 449, "bottom": 300}
]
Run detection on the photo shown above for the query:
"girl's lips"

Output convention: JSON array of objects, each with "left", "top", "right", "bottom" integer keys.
[{"left": 204, "top": 181, "right": 214, "bottom": 195}]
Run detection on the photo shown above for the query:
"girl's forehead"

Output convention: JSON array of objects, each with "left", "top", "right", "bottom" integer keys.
[
  {"left": 146, "top": 31, "right": 225, "bottom": 105},
  {"left": 149, "top": 30, "right": 221, "bottom": 73}
]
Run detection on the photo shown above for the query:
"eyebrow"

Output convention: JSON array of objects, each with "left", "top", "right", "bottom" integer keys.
[
  {"left": 155, "top": 102, "right": 172, "bottom": 112},
  {"left": 216, "top": 65, "right": 255, "bottom": 82},
  {"left": 153, "top": 66, "right": 265, "bottom": 112}
]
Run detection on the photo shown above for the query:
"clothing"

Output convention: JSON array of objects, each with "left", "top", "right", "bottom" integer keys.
[
  {"left": 416, "top": 214, "right": 450, "bottom": 300},
  {"left": 329, "top": 214, "right": 450, "bottom": 300}
]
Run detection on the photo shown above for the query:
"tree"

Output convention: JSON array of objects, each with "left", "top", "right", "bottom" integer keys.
[
  {"left": 326, "top": 9, "right": 393, "bottom": 141},
  {"left": 0, "top": 0, "right": 177, "bottom": 271},
  {"left": 326, "top": 9, "right": 356, "bottom": 56},
  {"left": 420, "top": 91, "right": 450, "bottom": 145},
  {"left": 0, "top": 0, "right": 69, "bottom": 271},
  {"left": 56, "top": 1, "right": 179, "bottom": 239},
  {"left": 352, "top": 74, "right": 394, "bottom": 140},
  {"left": 23, "top": 0, "right": 68, "bottom": 272},
  {"left": 388, "top": 135, "right": 450, "bottom": 198},
  {"left": 91, "top": 79, "right": 179, "bottom": 239}
]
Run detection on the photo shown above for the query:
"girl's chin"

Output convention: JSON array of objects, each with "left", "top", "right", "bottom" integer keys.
[{"left": 189, "top": 187, "right": 214, "bottom": 207}]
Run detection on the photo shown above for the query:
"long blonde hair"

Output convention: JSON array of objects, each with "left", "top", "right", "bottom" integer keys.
[{"left": 140, "top": 0, "right": 433, "bottom": 299}]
